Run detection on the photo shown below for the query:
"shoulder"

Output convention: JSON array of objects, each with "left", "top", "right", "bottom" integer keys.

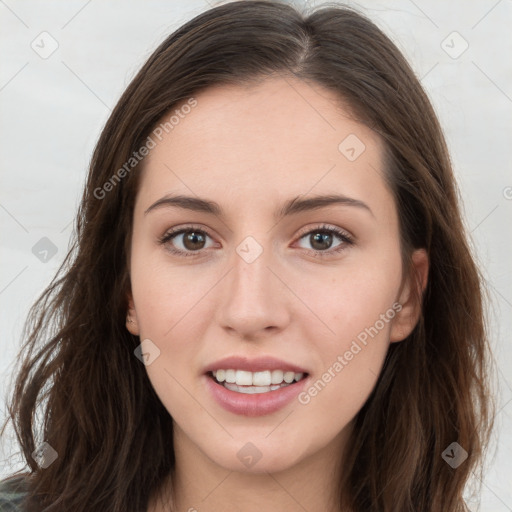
[{"left": 0, "top": 475, "right": 30, "bottom": 511}]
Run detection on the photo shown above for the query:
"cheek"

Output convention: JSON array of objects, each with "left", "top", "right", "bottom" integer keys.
[
  {"left": 296, "top": 296, "right": 394, "bottom": 433},
  {"left": 129, "top": 245, "right": 214, "bottom": 392},
  {"left": 129, "top": 245, "right": 211, "bottom": 336},
  {"left": 295, "top": 254, "right": 402, "bottom": 342},
  {"left": 293, "top": 256, "right": 401, "bottom": 408}
]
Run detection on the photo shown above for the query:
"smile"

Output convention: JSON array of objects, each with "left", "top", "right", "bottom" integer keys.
[
  {"left": 211, "top": 369, "right": 305, "bottom": 394},
  {"left": 204, "top": 371, "right": 310, "bottom": 416}
]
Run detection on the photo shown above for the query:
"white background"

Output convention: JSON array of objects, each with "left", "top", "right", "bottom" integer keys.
[{"left": 0, "top": 0, "right": 511, "bottom": 510}]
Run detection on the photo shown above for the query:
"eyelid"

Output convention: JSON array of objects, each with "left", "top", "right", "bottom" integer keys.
[
  {"left": 292, "top": 223, "right": 354, "bottom": 257},
  {"left": 294, "top": 223, "right": 353, "bottom": 242},
  {"left": 158, "top": 223, "right": 355, "bottom": 258},
  {"left": 158, "top": 224, "right": 217, "bottom": 256}
]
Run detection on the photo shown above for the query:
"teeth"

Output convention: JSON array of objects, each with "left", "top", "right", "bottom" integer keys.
[
  {"left": 283, "top": 371, "right": 295, "bottom": 383},
  {"left": 225, "top": 369, "right": 236, "bottom": 383},
  {"left": 224, "top": 382, "right": 288, "bottom": 394},
  {"left": 235, "top": 370, "right": 253, "bottom": 386},
  {"left": 211, "top": 369, "right": 305, "bottom": 386},
  {"left": 271, "top": 370, "right": 283, "bottom": 384}
]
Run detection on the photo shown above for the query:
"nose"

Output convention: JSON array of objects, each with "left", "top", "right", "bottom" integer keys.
[{"left": 215, "top": 239, "right": 291, "bottom": 340}]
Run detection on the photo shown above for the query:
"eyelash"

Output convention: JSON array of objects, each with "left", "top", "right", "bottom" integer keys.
[{"left": 157, "top": 223, "right": 355, "bottom": 259}]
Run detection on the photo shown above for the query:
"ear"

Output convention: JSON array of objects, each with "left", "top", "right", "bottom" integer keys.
[
  {"left": 126, "top": 290, "right": 140, "bottom": 336},
  {"left": 389, "top": 248, "right": 429, "bottom": 343}
]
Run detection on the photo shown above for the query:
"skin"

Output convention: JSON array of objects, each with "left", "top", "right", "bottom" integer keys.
[{"left": 125, "top": 75, "right": 428, "bottom": 512}]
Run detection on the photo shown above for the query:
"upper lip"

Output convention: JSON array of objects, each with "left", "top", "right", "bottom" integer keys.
[{"left": 203, "top": 356, "right": 309, "bottom": 374}]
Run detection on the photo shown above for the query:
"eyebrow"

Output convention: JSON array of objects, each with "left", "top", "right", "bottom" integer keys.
[{"left": 144, "top": 193, "right": 374, "bottom": 220}]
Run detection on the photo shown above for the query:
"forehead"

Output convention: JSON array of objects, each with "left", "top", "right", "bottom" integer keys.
[{"left": 136, "top": 76, "right": 394, "bottom": 221}]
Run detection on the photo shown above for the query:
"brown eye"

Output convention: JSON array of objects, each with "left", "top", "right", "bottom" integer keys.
[
  {"left": 308, "top": 231, "right": 335, "bottom": 251},
  {"left": 158, "top": 227, "right": 215, "bottom": 257},
  {"left": 181, "top": 231, "right": 207, "bottom": 251},
  {"left": 295, "top": 224, "right": 354, "bottom": 258}
]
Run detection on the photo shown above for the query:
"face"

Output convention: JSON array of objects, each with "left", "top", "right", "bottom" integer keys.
[{"left": 126, "top": 75, "right": 427, "bottom": 474}]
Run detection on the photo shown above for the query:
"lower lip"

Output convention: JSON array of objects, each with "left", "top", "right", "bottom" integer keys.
[{"left": 204, "top": 373, "right": 310, "bottom": 417}]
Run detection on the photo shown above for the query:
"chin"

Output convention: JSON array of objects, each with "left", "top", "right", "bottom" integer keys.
[{"left": 201, "top": 435, "right": 309, "bottom": 474}]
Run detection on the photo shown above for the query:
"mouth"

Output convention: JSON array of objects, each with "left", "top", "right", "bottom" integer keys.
[
  {"left": 202, "top": 356, "right": 311, "bottom": 415},
  {"left": 207, "top": 369, "right": 309, "bottom": 394}
]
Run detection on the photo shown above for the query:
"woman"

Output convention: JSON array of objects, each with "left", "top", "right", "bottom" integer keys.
[{"left": 0, "top": 1, "right": 495, "bottom": 511}]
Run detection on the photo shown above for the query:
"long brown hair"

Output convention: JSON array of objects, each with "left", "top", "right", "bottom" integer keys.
[{"left": 1, "top": 1, "right": 495, "bottom": 510}]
